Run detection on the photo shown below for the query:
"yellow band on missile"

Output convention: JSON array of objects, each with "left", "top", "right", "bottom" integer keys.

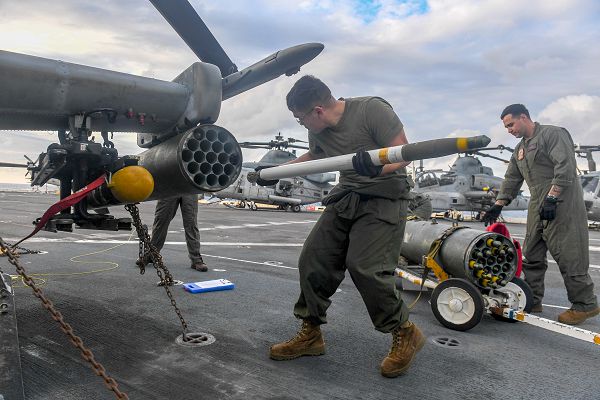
[
  {"left": 595, "top": 335, "right": 600, "bottom": 345},
  {"left": 107, "top": 166, "right": 154, "bottom": 203},
  {"left": 456, "top": 138, "right": 469, "bottom": 152},
  {"left": 378, "top": 148, "right": 390, "bottom": 165}
]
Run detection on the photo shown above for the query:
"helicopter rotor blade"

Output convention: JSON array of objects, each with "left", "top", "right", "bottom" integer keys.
[
  {"left": 0, "top": 162, "right": 28, "bottom": 168},
  {"left": 466, "top": 145, "right": 514, "bottom": 153},
  {"left": 239, "top": 141, "right": 273, "bottom": 147},
  {"left": 149, "top": 0, "right": 238, "bottom": 77},
  {"left": 471, "top": 151, "right": 510, "bottom": 164},
  {"left": 239, "top": 145, "right": 271, "bottom": 149},
  {"left": 287, "top": 144, "right": 309, "bottom": 150},
  {"left": 288, "top": 138, "right": 308, "bottom": 143}
]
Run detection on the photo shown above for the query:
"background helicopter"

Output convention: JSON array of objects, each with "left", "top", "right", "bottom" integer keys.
[
  {"left": 413, "top": 145, "right": 529, "bottom": 217},
  {"left": 0, "top": 0, "right": 323, "bottom": 232},
  {"left": 212, "top": 134, "right": 336, "bottom": 212},
  {"left": 576, "top": 145, "right": 600, "bottom": 225}
]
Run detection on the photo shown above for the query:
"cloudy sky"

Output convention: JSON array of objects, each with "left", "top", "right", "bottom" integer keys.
[{"left": 1, "top": 0, "right": 600, "bottom": 185}]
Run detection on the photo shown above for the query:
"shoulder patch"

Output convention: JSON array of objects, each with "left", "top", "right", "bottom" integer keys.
[{"left": 517, "top": 147, "right": 525, "bottom": 160}]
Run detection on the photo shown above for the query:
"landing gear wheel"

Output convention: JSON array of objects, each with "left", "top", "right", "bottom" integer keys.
[
  {"left": 490, "top": 277, "right": 533, "bottom": 323},
  {"left": 239, "top": 201, "right": 246, "bottom": 208},
  {"left": 292, "top": 205, "right": 301, "bottom": 213},
  {"left": 431, "top": 278, "right": 485, "bottom": 331},
  {"left": 250, "top": 202, "right": 258, "bottom": 211}
]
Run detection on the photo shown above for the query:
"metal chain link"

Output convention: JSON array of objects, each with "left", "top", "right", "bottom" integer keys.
[
  {"left": 0, "top": 243, "right": 41, "bottom": 256},
  {"left": 125, "top": 204, "right": 189, "bottom": 339},
  {"left": 0, "top": 237, "right": 129, "bottom": 400}
]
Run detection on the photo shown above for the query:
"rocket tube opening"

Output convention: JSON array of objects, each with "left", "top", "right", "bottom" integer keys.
[
  {"left": 218, "top": 175, "right": 230, "bottom": 186},
  {"left": 206, "top": 152, "right": 217, "bottom": 164},
  {"left": 187, "top": 162, "right": 199, "bottom": 174},
  {"left": 212, "top": 164, "right": 223, "bottom": 174},
  {"left": 187, "top": 139, "right": 200, "bottom": 151},
  {"left": 218, "top": 153, "right": 229, "bottom": 164},
  {"left": 182, "top": 149, "right": 193, "bottom": 162},
  {"left": 212, "top": 141, "right": 224, "bottom": 152},
  {"left": 207, "top": 174, "right": 218, "bottom": 186},
  {"left": 206, "top": 130, "right": 218, "bottom": 141},
  {"left": 193, "top": 130, "right": 203, "bottom": 140},
  {"left": 194, "top": 174, "right": 206, "bottom": 185},
  {"left": 200, "top": 163, "right": 212, "bottom": 174},
  {"left": 224, "top": 164, "right": 235, "bottom": 175},
  {"left": 218, "top": 130, "right": 229, "bottom": 142},
  {"left": 194, "top": 152, "right": 205, "bottom": 163},
  {"left": 200, "top": 140, "right": 211, "bottom": 152}
]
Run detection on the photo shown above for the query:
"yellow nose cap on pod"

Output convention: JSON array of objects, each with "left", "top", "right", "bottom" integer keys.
[{"left": 108, "top": 166, "right": 154, "bottom": 203}]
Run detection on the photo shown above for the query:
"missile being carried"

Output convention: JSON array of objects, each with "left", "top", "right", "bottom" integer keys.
[{"left": 247, "top": 135, "right": 490, "bottom": 182}]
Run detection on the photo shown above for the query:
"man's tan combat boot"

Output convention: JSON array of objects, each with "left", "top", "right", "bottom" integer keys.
[
  {"left": 557, "top": 306, "right": 600, "bottom": 325},
  {"left": 269, "top": 320, "right": 325, "bottom": 360},
  {"left": 380, "top": 321, "right": 425, "bottom": 378}
]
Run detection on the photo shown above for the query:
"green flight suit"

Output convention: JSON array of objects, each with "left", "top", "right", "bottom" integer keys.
[
  {"left": 293, "top": 97, "right": 411, "bottom": 333},
  {"left": 497, "top": 123, "right": 597, "bottom": 311}
]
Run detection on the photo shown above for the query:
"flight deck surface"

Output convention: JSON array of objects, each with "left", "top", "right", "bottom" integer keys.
[{"left": 1, "top": 191, "right": 599, "bottom": 400}]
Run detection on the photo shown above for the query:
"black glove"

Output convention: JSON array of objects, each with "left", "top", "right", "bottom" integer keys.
[
  {"left": 482, "top": 204, "right": 503, "bottom": 226},
  {"left": 254, "top": 165, "right": 279, "bottom": 187},
  {"left": 352, "top": 150, "right": 383, "bottom": 177},
  {"left": 539, "top": 196, "right": 560, "bottom": 221}
]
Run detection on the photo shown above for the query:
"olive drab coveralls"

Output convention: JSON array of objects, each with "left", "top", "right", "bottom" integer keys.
[
  {"left": 150, "top": 194, "right": 203, "bottom": 264},
  {"left": 293, "top": 97, "right": 411, "bottom": 333},
  {"left": 496, "top": 123, "right": 598, "bottom": 311}
]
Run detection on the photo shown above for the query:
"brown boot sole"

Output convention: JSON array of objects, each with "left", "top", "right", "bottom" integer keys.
[
  {"left": 269, "top": 346, "right": 325, "bottom": 361},
  {"left": 380, "top": 335, "right": 426, "bottom": 378},
  {"left": 558, "top": 307, "right": 600, "bottom": 325}
]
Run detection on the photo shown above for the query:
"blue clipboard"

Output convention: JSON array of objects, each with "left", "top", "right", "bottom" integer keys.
[{"left": 183, "top": 279, "right": 235, "bottom": 294}]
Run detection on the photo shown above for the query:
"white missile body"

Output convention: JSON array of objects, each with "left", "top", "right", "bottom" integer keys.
[{"left": 250, "top": 135, "right": 491, "bottom": 182}]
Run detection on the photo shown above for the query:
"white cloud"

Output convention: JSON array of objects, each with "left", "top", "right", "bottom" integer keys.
[{"left": 1, "top": 0, "right": 600, "bottom": 184}]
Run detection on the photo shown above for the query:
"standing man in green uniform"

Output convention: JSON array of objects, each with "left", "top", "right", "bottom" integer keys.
[
  {"left": 482, "top": 104, "right": 599, "bottom": 325},
  {"left": 137, "top": 194, "right": 208, "bottom": 272},
  {"left": 266, "top": 75, "right": 425, "bottom": 378}
]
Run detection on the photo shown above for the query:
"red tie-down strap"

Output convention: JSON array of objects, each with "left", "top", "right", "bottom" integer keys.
[{"left": 12, "top": 174, "right": 107, "bottom": 247}]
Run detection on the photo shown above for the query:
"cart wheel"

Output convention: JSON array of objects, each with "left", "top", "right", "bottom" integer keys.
[
  {"left": 431, "top": 278, "right": 485, "bottom": 331},
  {"left": 292, "top": 205, "right": 301, "bottom": 212},
  {"left": 490, "top": 277, "right": 533, "bottom": 323}
]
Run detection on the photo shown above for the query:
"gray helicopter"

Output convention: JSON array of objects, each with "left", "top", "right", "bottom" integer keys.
[
  {"left": 213, "top": 134, "right": 335, "bottom": 212},
  {"left": 576, "top": 145, "right": 600, "bottom": 224},
  {"left": 413, "top": 145, "right": 529, "bottom": 217},
  {"left": 0, "top": 0, "right": 323, "bottom": 231}
]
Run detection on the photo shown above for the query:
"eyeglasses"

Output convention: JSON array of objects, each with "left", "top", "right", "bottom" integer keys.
[{"left": 295, "top": 107, "right": 316, "bottom": 125}]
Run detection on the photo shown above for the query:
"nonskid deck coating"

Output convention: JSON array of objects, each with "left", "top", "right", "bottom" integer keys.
[{"left": 1, "top": 191, "right": 599, "bottom": 400}]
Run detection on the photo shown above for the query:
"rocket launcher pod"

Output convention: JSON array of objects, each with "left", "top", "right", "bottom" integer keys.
[
  {"left": 400, "top": 220, "right": 518, "bottom": 289},
  {"left": 87, "top": 124, "right": 243, "bottom": 208},
  {"left": 138, "top": 124, "right": 243, "bottom": 200},
  {"left": 248, "top": 135, "right": 490, "bottom": 182}
]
